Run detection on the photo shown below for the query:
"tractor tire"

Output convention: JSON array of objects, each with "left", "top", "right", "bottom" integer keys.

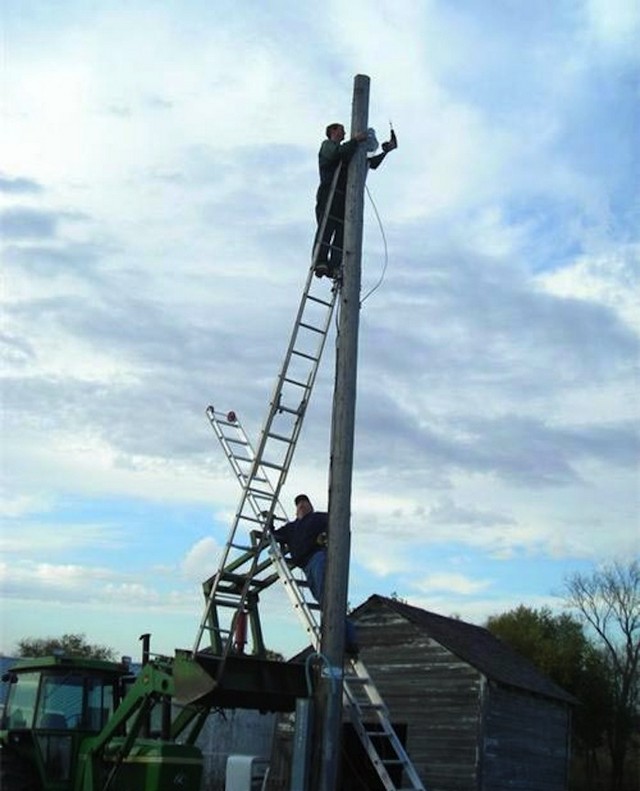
[{"left": 0, "top": 746, "right": 41, "bottom": 791}]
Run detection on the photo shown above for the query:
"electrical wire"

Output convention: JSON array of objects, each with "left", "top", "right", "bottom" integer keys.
[
  {"left": 361, "top": 183, "right": 389, "bottom": 305},
  {"left": 304, "top": 651, "right": 338, "bottom": 695}
]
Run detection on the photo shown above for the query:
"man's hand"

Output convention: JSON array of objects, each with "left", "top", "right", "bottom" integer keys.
[
  {"left": 381, "top": 128, "right": 398, "bottom": 153},
  {"left": 260, "top": 511, "right": 274, "bottom": 532}
]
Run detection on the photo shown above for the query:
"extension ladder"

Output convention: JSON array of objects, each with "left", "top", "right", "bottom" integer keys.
[
  {"left": 192, "top": 167, "right": 344, "bottom": 659},
  {"left": 202, "top": 409, "right": 426, "bottom": 791}
]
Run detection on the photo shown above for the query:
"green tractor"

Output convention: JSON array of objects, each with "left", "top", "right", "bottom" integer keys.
[{"left": 0, "top": 652, "right": 207, "bottom": 791}]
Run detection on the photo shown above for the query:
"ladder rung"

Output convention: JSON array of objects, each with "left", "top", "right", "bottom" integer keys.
[
  {"left": 298, "top": 321, "right": 325, "bottom": 335},
  {"left": 282, "top": 376, "right": 310, "bottom": 389},
  {"left": 232, "top": 454, "right": 254, "bottom": 464},
  {"left": 238, "top": 473, "right": 269, "bottom": 483},
  {"left": 266, "top": 430, "right": 295, "bottom": 444},
  {"left": 217, "top": 418, "right": 239, "bottom": 428},
  {"left": 260, "top": 460, "right": 285, "bottom": 471},
  {"left": 275, "top": 403, "right": 302, "bottom": 416},
  {"left": 238, "top": 513, "right": 266, "bottom": 523},
  {"left": 224, "top": 437, "right": 249, "bottom": 447},
  {"left": 291, "top": 349, "right": 319, "bottom": 362},
  {"left": 245, "top": 488, "right": 274, "bottom": 500},
  {"left": 305, "top": 293, "right": 333, "bottom": 307}
]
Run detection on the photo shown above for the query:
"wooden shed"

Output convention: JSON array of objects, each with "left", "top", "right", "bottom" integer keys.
[{"left": 350, "top": 595, "right": 575, "bottom": 791}]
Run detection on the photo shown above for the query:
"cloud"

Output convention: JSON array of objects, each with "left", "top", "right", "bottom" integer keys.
[
  {"left": 1, "top": 207, "right": 58, "bottom": 239},
  {"left": 181, "top": 537, "right": 223, "bottom": 582},
  {"left": 414, "top": 572, "right": 493, "bottom": 596},
  {"left": 1, "top": 1, "right": 637, "bottom": 657},
  {"left": 0, "top": 175, "right": 43, "bottom": 194},
  {"left": 0, "top": 523, "right": 126, "bottom": 555},
  {"left": 427, "top": 498, "right": 515, "bottom": 527}
]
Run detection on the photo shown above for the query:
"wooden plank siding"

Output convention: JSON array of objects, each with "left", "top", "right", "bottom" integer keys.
[
  {"left": 352, "top": 596, "right": 573, "bottom": 791},
  {"left": 356, "top": 607, "right": 481, "bottom": 791},
  {"left": 481, "top": 682, "right": 571, "bottom": 791}
]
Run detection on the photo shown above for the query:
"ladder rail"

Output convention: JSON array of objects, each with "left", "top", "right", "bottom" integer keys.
[
  {"left": 195, "top": 156, "right": 426, "bottom": 787},
  {"left": 193, "top": 168, "right": 343, "bottom": 658},
  {"left": 202, "top": 409, "right": 426, "bottom": 790}
]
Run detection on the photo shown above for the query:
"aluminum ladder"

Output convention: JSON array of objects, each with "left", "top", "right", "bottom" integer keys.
[
  {"left": 192, "top": 167, "right": 344, "bottom": 659},
  {"left": 203, "top": 410, "right": 426, "bottom": 791}
]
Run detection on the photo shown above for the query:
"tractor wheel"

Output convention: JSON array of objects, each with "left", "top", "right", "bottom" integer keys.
[{"left": 0, "top": 746, "right": 41, "bottom": 791}]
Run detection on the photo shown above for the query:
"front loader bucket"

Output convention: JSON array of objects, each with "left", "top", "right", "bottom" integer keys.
[
  {"left": 173, "top": 649, "right": 307, "bottom": 711},
  {"left": 173, "top": 652, "right": 217, "bottom": 706}
]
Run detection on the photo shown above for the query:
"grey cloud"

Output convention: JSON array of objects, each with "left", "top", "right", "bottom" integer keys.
[
  {"left": 2, "top": 287, "right": 286, "bottom": 461},
  {"left": 144, "top": 95, "right": 174, "bottom": 110},
  {"left": 448, "top": 414, "right": 638, "bottom": 485},
  {"left": 0, "top": 332, "right": 36, "bottom": 366},
  {"left": 1, "top": 207, "right": 58, "bottom": 239},
  {"left": 106, "top": 104, "right": 132, "bottom": 118},
  {"left": 362, "top": 238, "right": 637, "bottom": 393},
  {"left": 428, "top": 499, "right": 516, "bottom": 527},
  {"left": 5, "top": 241, "right": 105, "bottom": 275},
  {"left": 354, "top": 386, "right": 637, "bottom": 489},
  {"left": 0, "top": 175, "right": 43, "bottom": 194}
]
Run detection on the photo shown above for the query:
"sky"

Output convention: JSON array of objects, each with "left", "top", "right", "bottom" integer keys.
[{"left": 1, "top": 0, "right": 639, "bottom": 662}]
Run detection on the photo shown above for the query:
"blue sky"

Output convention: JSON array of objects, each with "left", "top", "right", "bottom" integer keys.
[{"left": 1, "top": 0, "right": 638, "bottom": 660}]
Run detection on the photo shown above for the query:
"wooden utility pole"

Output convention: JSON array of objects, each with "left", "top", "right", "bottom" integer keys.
[{"left": 315, "top": 73, "right": 370, "bottom": 791}]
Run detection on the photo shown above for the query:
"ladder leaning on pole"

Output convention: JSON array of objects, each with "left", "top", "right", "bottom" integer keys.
[
  {"left": 205, "top": 409, "right": 426, "bottom": 791},
  {"left": 192, "top": 167, "right": 345, "bottom": 660}
]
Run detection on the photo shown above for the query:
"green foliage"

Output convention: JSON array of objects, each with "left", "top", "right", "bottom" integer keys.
[
  {"left": 16, "top": 633, "right": 116, "bottom": 661},
  {"left": 486, "top": 605, "right": 588, "bottom": 688}
]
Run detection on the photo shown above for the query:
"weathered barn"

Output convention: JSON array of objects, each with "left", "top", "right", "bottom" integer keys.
[{"left": 350, "top": 595, "right": 575, "bottom": 791}]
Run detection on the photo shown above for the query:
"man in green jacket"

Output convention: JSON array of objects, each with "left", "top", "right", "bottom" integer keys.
[{"left": 314, "top": 122, "right": 397, "bottom": 278}]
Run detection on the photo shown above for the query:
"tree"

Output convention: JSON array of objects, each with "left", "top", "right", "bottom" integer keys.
[
  {"left": 16, "top": 633, "right": 116, "bottom": 661},
  {"left": 564, "top": 561, "right": 640, "bottom": 791},
  {"left": 485, "top": 604, "right": 591, "bottom": 686}
]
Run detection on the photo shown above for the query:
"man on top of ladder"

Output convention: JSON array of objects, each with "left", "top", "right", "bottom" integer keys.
[
  {"left": 314, "top": 122, "right": 398, "bottom": 279},
  {"left": 269, "top": 493, "right": 359, "bottom": 656}
]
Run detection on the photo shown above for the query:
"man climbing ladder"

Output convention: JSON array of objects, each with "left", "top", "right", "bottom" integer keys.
[{"left": 314, "top": 121, "right": 398, "bottom": 279}]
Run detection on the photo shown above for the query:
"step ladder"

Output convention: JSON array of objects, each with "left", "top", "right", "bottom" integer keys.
[
  {"left": 192, "top": 167, "right": 345, "bottom": 659},
  {"left": 203, "top": 410, "right": 426, "bottom": 791}
]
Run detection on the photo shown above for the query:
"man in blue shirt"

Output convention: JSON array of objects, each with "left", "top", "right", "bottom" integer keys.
[{"left": 271, "top": 493, "right": 359, "bottom": 656}]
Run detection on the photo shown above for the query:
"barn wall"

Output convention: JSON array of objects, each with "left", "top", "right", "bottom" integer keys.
[
  {"left": 355, "top": 607, "right": 482, "bottom": 791},
  {"left": 481, "top": 681, "right": 570, "bottom": 791}
]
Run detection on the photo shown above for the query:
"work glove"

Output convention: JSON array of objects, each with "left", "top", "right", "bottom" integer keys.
[
  {"left": 260, "top": 511, "right": 274, "bottom": 532},
  {"left": 381, "top": 128, "right": 398, "bottom": 153}
]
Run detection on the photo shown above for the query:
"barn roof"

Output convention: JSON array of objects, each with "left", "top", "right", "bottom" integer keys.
[{"left": 352, "top": 594, "right": 576, "bottom": 704}]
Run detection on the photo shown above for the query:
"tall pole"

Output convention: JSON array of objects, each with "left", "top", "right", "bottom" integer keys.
[{"left": 316, "top": 73, "right": 370, "bottom": 791}]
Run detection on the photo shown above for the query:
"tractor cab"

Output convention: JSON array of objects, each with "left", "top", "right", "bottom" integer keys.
[{"left": 1, "top": 655, "right": 129, "bottom": 789}]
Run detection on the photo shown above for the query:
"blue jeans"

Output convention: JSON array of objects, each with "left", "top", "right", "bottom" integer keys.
[{"left": 304, "top": 550, "right": 357, "bottom": 648}]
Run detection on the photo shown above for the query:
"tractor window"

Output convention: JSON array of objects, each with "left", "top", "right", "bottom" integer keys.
[
  {"left": 36, "top": 674, "right": 84, "bottom": 730},
  {"left": 36, "top": 733, "right": 73, "bottom": 782},
  {"left": 84, "top": 675, "right": 115, "bottom": 731},
  {"left": 3, "top": 671, "right": 40, "bottom": 729}
]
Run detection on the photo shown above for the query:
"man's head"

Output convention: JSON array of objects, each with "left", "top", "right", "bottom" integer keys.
[
  {"left": 294, "top": 494, "right": 313, "bottom": 519},
  {"left": 325, "top": 123, "right": 346, "bottom": 142}
]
